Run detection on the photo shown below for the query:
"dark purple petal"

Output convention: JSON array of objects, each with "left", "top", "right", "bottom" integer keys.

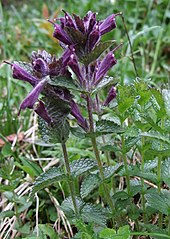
[
  {"left": 48, "top": 20, "right": 72, "bottom": 45},
  {"left": 33, "top": 58, "right": 48, "bottom": 76},
  {"left": 87, "top": 26, "right": 101, "bottom": 51},
  {"left": 83, "top": 11, "right": 96, "bottom": 33},
  {"left": 71, "top": 100, "right": 88, "bottom": 131},
  {"left": 34, "top": 100, "right": 52, "bottom": 124},
  {"left": 99, "top": 14, "right": 116, "bottom": 35},
  {"left": 68, "top": 54, "right": 84, "bottom": 85},
  {"left": 4, "top": 61, "right": 38, "bottom": 86},
  {"left": 19, "top": 78, "right": 47, "bottom": 113},
  {"left": 63, "top": 10, "right": 76, "bottom": 29},
  {"left": 103, "top": 86, "right": 116, "bottom": 106},
  {"left": 73, "top": 13, "right": 85, "bottom": 33},
  {"left": 61, "top": 48, "right": 72, "bottom": 67},
  {"left": 94, "top": 52, "right": 117, "bottom": 86}
]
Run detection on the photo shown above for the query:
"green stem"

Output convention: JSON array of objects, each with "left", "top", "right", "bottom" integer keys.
[
  {"left": 168, "top": 215, "right": 170, "bottom": 236},
  {"left": 86, "top": 94, "right": 115, "bottom": 212},
  {"left": 121, "top": 134, "right": 131, "bottom": 195},
  {"left": 120, "top": 13, "right": 139, "bottom": 77},
  {"left": 141, "top": 136, "right": 147, "bottom": 223},
  {"left": 61, "top": 142, "right": 79, "bottom": 216},
  {"left": 158, "top": 119, "right": 164, "bottom": 228}
]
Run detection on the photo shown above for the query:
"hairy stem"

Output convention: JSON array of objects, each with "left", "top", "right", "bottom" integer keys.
[
  {"left": 121, "top": 133, "right": 131, "bottom": 195},
  {"left": 61, "top": 142, "right": 79, "bottom": 216},
  {"left": 141, "top": 136, "right": 147, "bottom": 223},
  {"left": 86, "top": 94, "right": 115, "bottom": 212}
]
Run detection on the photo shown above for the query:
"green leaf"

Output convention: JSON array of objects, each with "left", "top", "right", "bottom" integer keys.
[
  {"left": 16, "top": 157, "right": 43, "bottom": 177},
  {"left": 162, "top": 89, "right": 170, "bottom": 117},
  {"left": 0, "top": 210, "right": 15, "bottom": 219},
  {"left": 39, "top": 224, "right": 58, "bottom": 239},
  {"left": 117, "top": 85, "right": 135, "bottom": 114},
  {"left": 49, "top": 76, "right": 81, "bottom": 91},
  {"left": 80, "top": 173, "right": 100, "bottom": 198},
  {"left": 95, "top": 119, "right": 124, "bottom": 135},
  {"left": 99, "top": 228, "right": 116, "bottom": 238},
  {"left": 140, "top": 132, "right": 170, "bottom": 144},
  {"left": 162, "top": 158, "right": 170, "bottom": 187},
  {"left": 31, "top": 167, "right": 66, "bottom": 195},
  {"left": 80, "top": 40, "right": 116, "bottom": 65},
  {"left": 99, "top": 226, "right": 130, "bottom": 239},
  {"left": 100, "top": 144, "right": 121, "bottom": 152},
  {"left": 92, "top": 76, "right": 118, "bottom": 93},
  {"left": 145, "top": 188, "right": 170, "bottom": 215},
  {"left": 81, "top": 203, "right": 107, "bottom": 226},
  {"left": 103, "top": 163, "right": 123, "bottom": 179},
  {"left": 61, "top": 196, "right": 84, "bottom": 217},
  {"left": 70, "top": 159, "right": 97, "bottom": 177}
]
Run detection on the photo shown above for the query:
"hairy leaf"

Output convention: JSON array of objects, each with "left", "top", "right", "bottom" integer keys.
[
  {"left": 162, "top": 158, "right": 170, "bottom": 187},
  {"left": 70, "top": 159, "right": 97, "bottom": 177},
  {"left": 31, "top": 167, "right": 66, "bottom": 195},
  {"left": 81, "top": 203, "right": 107, "bottom": 226},
  {"left": 103, "top": 163, "right": 123, "bottom": 179},
  {"left": 80, "top": 41, "right": 116, "bottom": 65},
  {"left": 61, "top": 196, "right": 84, "bottom": 217},
  {"left": 92, "top": 76, "right": 118, "bottom": 93},
  {"left": 95, "top": 119, "right": 124, "bottom": 135},
  {"left": 49, "top": 76, "right": 81, "bottom": 91},
  {"left": 80, "top": 173, "right": 100, "bottom": 198},
  {"left": 145, "top": 188, "right": 170, "bottom": 215}
]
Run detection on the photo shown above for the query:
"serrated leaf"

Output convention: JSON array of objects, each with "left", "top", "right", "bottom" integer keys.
[
  {"left": 103, "top": 163, "right": 123, "bottom": 179},
  {"left": 144, "top": 159, "right": 158, "bottom": 171},
  {"left": 81, "top": 203, "right": 107, "bottom": 226},
  {"left": 162, "top": 89, "right": 170, "bottom": 117},
  {"left": 140, "top": 132, "right": 170, "bottom": 144},
  {"left": 117, "top": 85, "right": 135, "bottom": 114},
  {"left": 70, "top": 159, "right": 97, "bottom": 177},
  {"left": 61, "top": 196, "right": 84, "bottom": 217},
  {"left": 145, "top": 188, "right": 170, "bottom": 215},
  {"left": 49, "top": 76, "right": 81, "bottom": 91},
  {"left": 92, "top": 76, "right": 118, "bottom": 93},
  {"left": 80, "top": 173, "right": 100, "bottom": 198},
  {"left": 162, "top": 158, "right": 170, "bottom": 187},
  {"left": 31, "top": 167, "right": 66, "bottom": 195},
  {"left": 80, "top": 40, "right": 116, "bottom": 65},
  {"left": 95, "top": 119, "right": 124, "bottom": 135},
  {"left": 100, "top": 144, "right": 121, "bottom": 152}
]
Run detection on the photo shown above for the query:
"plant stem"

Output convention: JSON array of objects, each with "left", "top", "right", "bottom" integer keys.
[
  {"left": 121, "top": 133, "right": 131, "bottom": 195},
  {"left": 61, "top": 142, "right": 79, "bottom": 216},
  {"left": 86, "top": 94, "right": 115, "bottom": 212},
  {"left": 168, "top": 215, "right": 170, "bottom": 236},
  {"left": 120, "top": 13, "right": 139, "bottom": 77},
  {"left": 158, "top": 119, "right": 164, "bottom": 228},
  {"left": 141, "top": 136, "right": 147, "bottom": 224}
]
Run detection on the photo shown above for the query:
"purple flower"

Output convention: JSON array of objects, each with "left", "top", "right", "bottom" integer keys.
[
  {"left": 4, "top": 61, "right": 38, "bottom": 86},
  {"left": 99, "top": 14, "right": 117, "bottom": 35},
  {"left": 68, "top": 53, "right": 84, "bottom": 86},
  {"left": 71, "top": 100, "right": 89, "bottom": 131},
  {"left": 103, "top": 86, "right": 116, "bottom": 106},
  {"left": 49, "top": 11, "right": 119, "bottom": 54},
  {"left": 93, "top": 43, "right": 123, "bottom": 86},
  {"left": 94, "top": 52, "right": 117, "bottom": 86},
  {"left": 34, "top": 100, "right": 52, "bottom": 124},
  {"left": 19, "top": 78, "right": 47, "bottom": 114}
]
